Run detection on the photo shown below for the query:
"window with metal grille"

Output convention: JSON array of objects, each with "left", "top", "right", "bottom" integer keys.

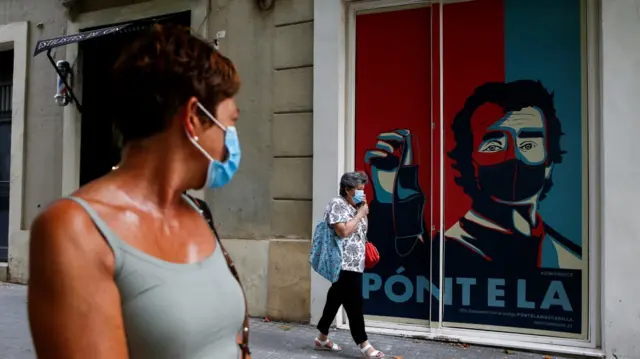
[{"left": 0, "top": 49, "right": 13, "bottom": 262}]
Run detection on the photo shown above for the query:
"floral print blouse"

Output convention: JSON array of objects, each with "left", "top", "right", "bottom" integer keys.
[{"left": 324, "top": 197, "right": 367, "bottom": 273}]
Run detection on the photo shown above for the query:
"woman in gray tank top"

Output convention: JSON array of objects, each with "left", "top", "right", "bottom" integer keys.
[{"left": 27, "top": 24, "right": 250, "bottom": 359}]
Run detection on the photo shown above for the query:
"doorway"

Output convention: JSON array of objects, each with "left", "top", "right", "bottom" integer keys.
[
  {"left": 0, "top": 49, "right": 13, "bottom": 263},
  {"left": 79, "top": 11, "right": 191, "bottom": 186},
  {"left": 347, "top": 0, "right": 590, "bottom": 342}
]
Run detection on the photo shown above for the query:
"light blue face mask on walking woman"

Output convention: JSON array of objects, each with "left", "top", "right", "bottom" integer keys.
[
  {"left": 352, "top": 189, "right": 365, "bottom": 204},
  {"left": 309, "top": 220, "right": 343, "bottom": 283}
]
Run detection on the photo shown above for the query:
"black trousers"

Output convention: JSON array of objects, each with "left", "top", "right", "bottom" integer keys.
[{"left": 317, "top": 270, "right": 368, "bottom": 345}]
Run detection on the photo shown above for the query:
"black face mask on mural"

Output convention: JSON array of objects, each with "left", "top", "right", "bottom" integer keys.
[{"left": 477, "top": 159, "right": 546, "bottom": 202}]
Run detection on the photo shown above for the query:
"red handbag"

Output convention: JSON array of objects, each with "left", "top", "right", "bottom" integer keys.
[{"left": 364, "top": 241, "right": 380, "bottom": 269}]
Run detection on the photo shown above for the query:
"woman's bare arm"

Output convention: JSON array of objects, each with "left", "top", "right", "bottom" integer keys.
[
  {"left": 332, "top": 217, "right": 362, "bottom": 238},
  {"left": 28, "top": 200, "right": 129, "bottom": 359}
]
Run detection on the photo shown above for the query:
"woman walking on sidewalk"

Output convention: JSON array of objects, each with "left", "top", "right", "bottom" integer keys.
[
  {"left": 28, "top": 24, "right": 250, "bottom": 359},
  {"left": 314, "top": 171, "right": 385, "bottom": 358}
]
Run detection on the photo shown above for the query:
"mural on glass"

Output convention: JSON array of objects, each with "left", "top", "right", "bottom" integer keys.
[{"left": 354, "top": 0, "right": 588, "bottom": 337}]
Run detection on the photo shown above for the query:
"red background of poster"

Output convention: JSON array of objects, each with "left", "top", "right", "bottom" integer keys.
[
  {"left": 354, "top": 6, "right": 433, "bottom": 232},
  {"left": 441, "top": 0, "right": 505, "bottom": 229},
  {"left": 354, "top": 0, "right": 506, "bottom": 234}
]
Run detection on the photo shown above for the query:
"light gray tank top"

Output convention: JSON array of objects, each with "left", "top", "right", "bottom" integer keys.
[{"left": 68, "top": 195, "right": 245, "bottom": 359}]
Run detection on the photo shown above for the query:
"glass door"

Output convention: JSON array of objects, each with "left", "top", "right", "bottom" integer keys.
[
  {"left": 437, "top": 0, "right": 589, "bottom": 340},
  {"left": 352, "top": 3, "right": 437, "bottom": 327}
]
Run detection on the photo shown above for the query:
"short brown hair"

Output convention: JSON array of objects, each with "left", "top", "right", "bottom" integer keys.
[{"left": 110, "top": 24, "right": 240, "bottom": 144}]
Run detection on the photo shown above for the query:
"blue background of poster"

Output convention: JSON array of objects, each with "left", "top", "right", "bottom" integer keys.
[{"left": 505, "top": 0, "right": 584, "bottom": 263}]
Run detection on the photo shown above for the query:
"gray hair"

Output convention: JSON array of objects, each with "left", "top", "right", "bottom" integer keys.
[{"left": 339, "top": 171, "right": 368, "bottom": 196}]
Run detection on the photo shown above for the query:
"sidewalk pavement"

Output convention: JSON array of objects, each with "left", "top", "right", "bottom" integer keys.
[{"left": 1, "top": 283, "right": 577, "bottom": 359}]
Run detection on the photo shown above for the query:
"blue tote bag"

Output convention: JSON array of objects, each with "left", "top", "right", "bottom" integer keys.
[{"left": 309, "top": 220, "right": 342, "bottom": 283}]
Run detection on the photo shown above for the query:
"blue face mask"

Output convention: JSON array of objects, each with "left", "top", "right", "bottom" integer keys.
[
  {"left": 353, "top": 189, "right": 365, "bottom": 204},
  {"left": 187, "top": 102, "right": 241, "bottom": 189}
]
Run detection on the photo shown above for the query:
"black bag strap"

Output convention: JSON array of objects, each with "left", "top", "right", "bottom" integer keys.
[{"left": 186, "top": 194, "right": 251, "bottom": 358}]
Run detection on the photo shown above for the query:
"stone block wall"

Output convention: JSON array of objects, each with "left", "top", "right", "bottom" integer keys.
[{"left": 208, "top": 0, "right": 314, "bottom": 322}]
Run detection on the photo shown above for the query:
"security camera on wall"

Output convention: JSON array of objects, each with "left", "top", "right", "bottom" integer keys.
[{"left": 54, "top": 60, "right": 72, "bottom": 107}]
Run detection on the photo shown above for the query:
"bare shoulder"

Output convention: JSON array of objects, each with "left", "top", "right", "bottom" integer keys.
[
  {"left": 30, "top": 196, "right": 115, "bottom": 277},
  {"left": 28, "top": 197, "right": 127, "bottom": 358},
  {"left": 33, "top": 197, "right": 91, "bottom": 231}
]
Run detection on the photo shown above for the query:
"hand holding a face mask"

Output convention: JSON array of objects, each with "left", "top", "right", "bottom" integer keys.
[{"left": 357, "top": 202, "right": 369, "bottom": 218}]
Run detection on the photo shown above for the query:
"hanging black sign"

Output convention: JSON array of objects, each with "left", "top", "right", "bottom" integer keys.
[{"left": 33, "top": 23, "right": 131, "bottom": 57}]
